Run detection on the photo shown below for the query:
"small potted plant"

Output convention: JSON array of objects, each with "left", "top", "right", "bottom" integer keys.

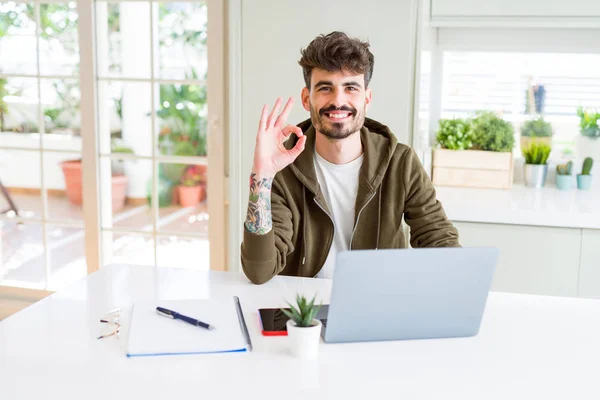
[
  {"left": 576, "top": 107, "right": 600, "bottom": 161},
  {"left": 577, "top": 157, "right": 594, "bottom": 190},
  {"left": 178, "top": 165, "right": 205, "bottom": 207},
  {"left": 523, "top": 141, "right": 551, "bottom": 188},
  {"left": 432, "top": 112, "right": 515, "bottom": 189},
  {"left": 281, "top": 294, "right": 322, "bottom": 359},
  {"left": 520, "top": 117, "right": 553, "bottom": 150},
  {"left": 555, "top": 161, "right": 573, "bottom": 191}
]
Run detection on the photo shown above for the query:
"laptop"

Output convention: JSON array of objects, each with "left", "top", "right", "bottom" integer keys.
[{"left": 319, "top": 247, "right": 498, "bottom": 343}]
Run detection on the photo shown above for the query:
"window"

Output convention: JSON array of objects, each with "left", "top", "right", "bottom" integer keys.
[
  {"left": 0, "top": 0, "right": 225, "bottom": 296},
  {"left": 439, "top": 51, "right": 600, "bottom": 158}
]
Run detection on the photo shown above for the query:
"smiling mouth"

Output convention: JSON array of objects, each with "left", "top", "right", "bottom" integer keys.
[{"left": 323, "top": 111, "right": 353, "bottom": 122}]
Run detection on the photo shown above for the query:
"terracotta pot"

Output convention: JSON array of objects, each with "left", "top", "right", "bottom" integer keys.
[
  {"left": 60, "top": 160, "right": 128, "bottom": 211},
  {"left": 198, "top": 183, "right": 207, "bottom": 202},
  {"left": 111, "top": 175, "right": 128, "bottom": 212},
  {"left": 178, "top": 185, "right": 201, "bottom": 207},
  {"left": 60, "top": 160, "right": 83, "bottom": 205}
]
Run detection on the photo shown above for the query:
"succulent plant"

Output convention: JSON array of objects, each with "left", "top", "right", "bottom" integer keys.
[
  {"left": 522, "top": 141, "right": 552, "bottom": 165},
  {"left": 556, "top": 161, "right": 574, "bottom": 176},
  {"left": 581, "top": 157, "right": 594, "bottom": 175},
  {"left": 281, "top": 294, "right": 322, "bottom": 328},
  {"left": 577, "top": 107, "right": 600, "bottom": 139}
]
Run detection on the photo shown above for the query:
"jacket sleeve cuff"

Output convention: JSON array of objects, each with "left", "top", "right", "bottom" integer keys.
[{"left": 242, "top": 228, "right": 277, "bottom": 263}]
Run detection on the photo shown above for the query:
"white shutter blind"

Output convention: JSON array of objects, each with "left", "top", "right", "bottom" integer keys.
[{"left": 441, "top": 52, "right": 600, "bottom": 118}]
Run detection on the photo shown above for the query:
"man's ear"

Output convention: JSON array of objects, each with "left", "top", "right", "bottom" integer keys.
[
  {"left": 365, "top": 88, "right": 373, "bottom": 111},
  {"left": 301, "top": 87, "right": 311, "bottom": 112}
]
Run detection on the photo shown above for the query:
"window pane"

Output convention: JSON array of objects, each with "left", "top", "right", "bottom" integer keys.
[
  {"left": 96, "top": 2, "right": 151, "bottom": 79},
  {"left": 44, "top": 151, "right": 84, "bottom": 222},
  {"left": 97, "top": 80, "right": 152, "bottom": 156},
  {"left": 0, "top": 149, "right": 42, "bottom": 220},
  {"left": 157, "top": 84, "right": 207, "bottom": 157},
  {"left": 441, "top": 52, "right": 600, "bottom": 158},
  {"left": 156, "top": 161, "right": 207, "bottom": 233},
  {"left": 104, "top": 232, "right": 154, "bottom": 267},
  {"left": 99, "top": 157, "right": 153, "bottom": 231},
  {"left": 0, "top": 77, "right": 39, "bottom": 136},
  {"left": 0, "top": 2, "right": 37, "bottom": 75},
  {"left": 47, "top": 224, "right": 86, "bottom": 291},
  {"left": 156, "top": 235, "right": 208, "bottom": 270},
  {"left": 0, "top": 221, "right": 46, "bottom": 289},
  {"left": 157, "top": 2, "right": 207, "bottom": 80},
  {"left": 39, "top": 2, "right": 79, "bottom": 76},
  {"left": 41, "top": 78, "right": 80, "bottom": 138}
]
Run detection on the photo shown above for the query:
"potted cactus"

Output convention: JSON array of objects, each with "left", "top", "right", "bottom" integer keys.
[
  {"left": 523, "top": 141, "right": 551, "bottom": 188},
  {"left": 556, "top": 161, "right": 573, "bottom": 191},
  {"left": 281, "top": 294, "right": 322, "bottom": 359},
  {"left": 577, "top": 157, "right": 594, "bottom": 190}
]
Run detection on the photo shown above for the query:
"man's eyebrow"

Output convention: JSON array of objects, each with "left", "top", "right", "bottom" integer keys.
[
  {"left": 342, "top": 81, "right": 363, "bottom": 88},
  {"left": 313, "top": 80, "right": 363, "bottom": 89}
]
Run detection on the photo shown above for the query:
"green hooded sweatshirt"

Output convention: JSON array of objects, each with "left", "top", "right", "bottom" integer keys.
[{"left": 241, "top": 117, "right": 460, "bottom": 284}]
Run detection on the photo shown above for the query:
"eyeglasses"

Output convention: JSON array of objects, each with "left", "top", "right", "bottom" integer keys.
[{"left": 97, "top": 308, "right": 122, "bottom": 340}]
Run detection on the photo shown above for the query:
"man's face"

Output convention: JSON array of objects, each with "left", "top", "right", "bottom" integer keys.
[{"left": 301, "top": 68, "right": 372, "bottom": 140}]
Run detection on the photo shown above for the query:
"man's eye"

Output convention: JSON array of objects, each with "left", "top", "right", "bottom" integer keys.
[
  {"left": 347, "top": 87, "right": 357, "bottom": 91},
  {"left": 319, "top": 87, "right": 331, "bottom": 91}
]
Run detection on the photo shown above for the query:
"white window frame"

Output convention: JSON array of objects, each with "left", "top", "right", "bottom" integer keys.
[
  {"left": 420, "top": 27, "right": 600, "bottom": 150},
  {"left": 0, "top": 0, "right": 228, "bottom": 302}
]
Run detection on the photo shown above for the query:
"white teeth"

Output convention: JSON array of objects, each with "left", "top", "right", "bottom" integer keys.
[{"left": 329, "top": 113, "right": 349, "bottom": 118}]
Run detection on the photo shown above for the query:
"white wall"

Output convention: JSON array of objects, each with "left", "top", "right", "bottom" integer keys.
[{"left": 231, "top": 0, "right": 422, "bottom": 268}]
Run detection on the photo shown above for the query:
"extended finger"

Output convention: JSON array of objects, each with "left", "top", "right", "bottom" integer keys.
[
  {"left": 274, "top": 97, "right": 294, "bottom": 128},
  {"left": 259, "top": 104, "right": 269, "bottom": 133},
  {"left": 266, "top": 97, "right": 282, "bottom": 128}
]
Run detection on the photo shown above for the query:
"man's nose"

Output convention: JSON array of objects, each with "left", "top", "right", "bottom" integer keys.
[{"left": 331, "top": 89, "right": 347, "bottom": 108}]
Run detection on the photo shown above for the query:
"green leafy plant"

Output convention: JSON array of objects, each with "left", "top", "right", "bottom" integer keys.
[
  {"left": 471, "top": 111, "right": 515, "bottom": 152},
  {"left": 522, "top": 142, "right": 551, "bottom": 165},
  {"left": 556, "top": 161, "right": 573, "bottom": 176},
  {"left": 435, "top": 118, "right": 473, "bottom": 150},
  {"left": 281, "top": 294, "right": 322, "bottom": 328},
  {"left": 577, "top": 107, "right": 600, "bottom": 139},
  {"left": 581, "top": 157, "right": 594, "bottom": 175},
  {"left": 520, "top": 117, "right": 553, "bottom": 138},
  {"left": 156, "top": 69, "right": 208, "bottom": 157}
]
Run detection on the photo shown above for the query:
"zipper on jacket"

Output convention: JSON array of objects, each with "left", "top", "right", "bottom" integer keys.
[
  {"left": 349, "top": 191, "right": 377, "bottom": 250},
  {"left": 313, "top": 197, "right": 335, "bottom": 277}
]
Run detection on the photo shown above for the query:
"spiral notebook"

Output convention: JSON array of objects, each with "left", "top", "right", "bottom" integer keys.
[{"left": 126, "top": 297, "right": 251, "bottom": 357}]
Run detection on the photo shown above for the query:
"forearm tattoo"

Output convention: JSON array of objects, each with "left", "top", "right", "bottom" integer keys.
[{"left": 244, "top": 173, "right": 274, "bottom": 235}]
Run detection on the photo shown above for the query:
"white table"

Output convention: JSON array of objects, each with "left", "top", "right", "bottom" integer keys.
[{"left": 1, "top": 264, "right": 600, "bottom": 399}]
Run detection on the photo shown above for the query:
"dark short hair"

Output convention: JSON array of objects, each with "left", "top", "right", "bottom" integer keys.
[{"left": 298, "top": 31, "right": 375, "bottom": 89}]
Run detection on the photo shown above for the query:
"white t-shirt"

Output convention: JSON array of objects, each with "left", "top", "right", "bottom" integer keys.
[{"left": 313, "top": 150, "right": 364, "bottom": 279}]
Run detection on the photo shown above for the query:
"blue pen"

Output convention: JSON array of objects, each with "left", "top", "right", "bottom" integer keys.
[{"left": 156, "top": 306, "right": 216, "bottom": 330}]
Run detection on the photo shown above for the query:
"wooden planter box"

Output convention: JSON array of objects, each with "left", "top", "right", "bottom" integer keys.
[{"left": 432, "top": 149, "right": 514, "bottom": 189}]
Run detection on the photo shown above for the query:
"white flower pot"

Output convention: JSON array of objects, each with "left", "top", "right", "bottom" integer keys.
[
  {"left": 576, "top": 136, "right": 600, "bottom": 161},
  {"left": 286, "top": 319, "right": 322, "bottom": 359}
]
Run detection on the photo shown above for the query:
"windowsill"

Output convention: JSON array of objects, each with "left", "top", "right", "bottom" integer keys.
[{"left": 435, "top": 183, "right": 600, "bottom": 230}]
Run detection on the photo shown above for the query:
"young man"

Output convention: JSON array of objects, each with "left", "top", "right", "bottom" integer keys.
[{"left": 241, "top": 31, "right": 459, "bottom": 284}]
